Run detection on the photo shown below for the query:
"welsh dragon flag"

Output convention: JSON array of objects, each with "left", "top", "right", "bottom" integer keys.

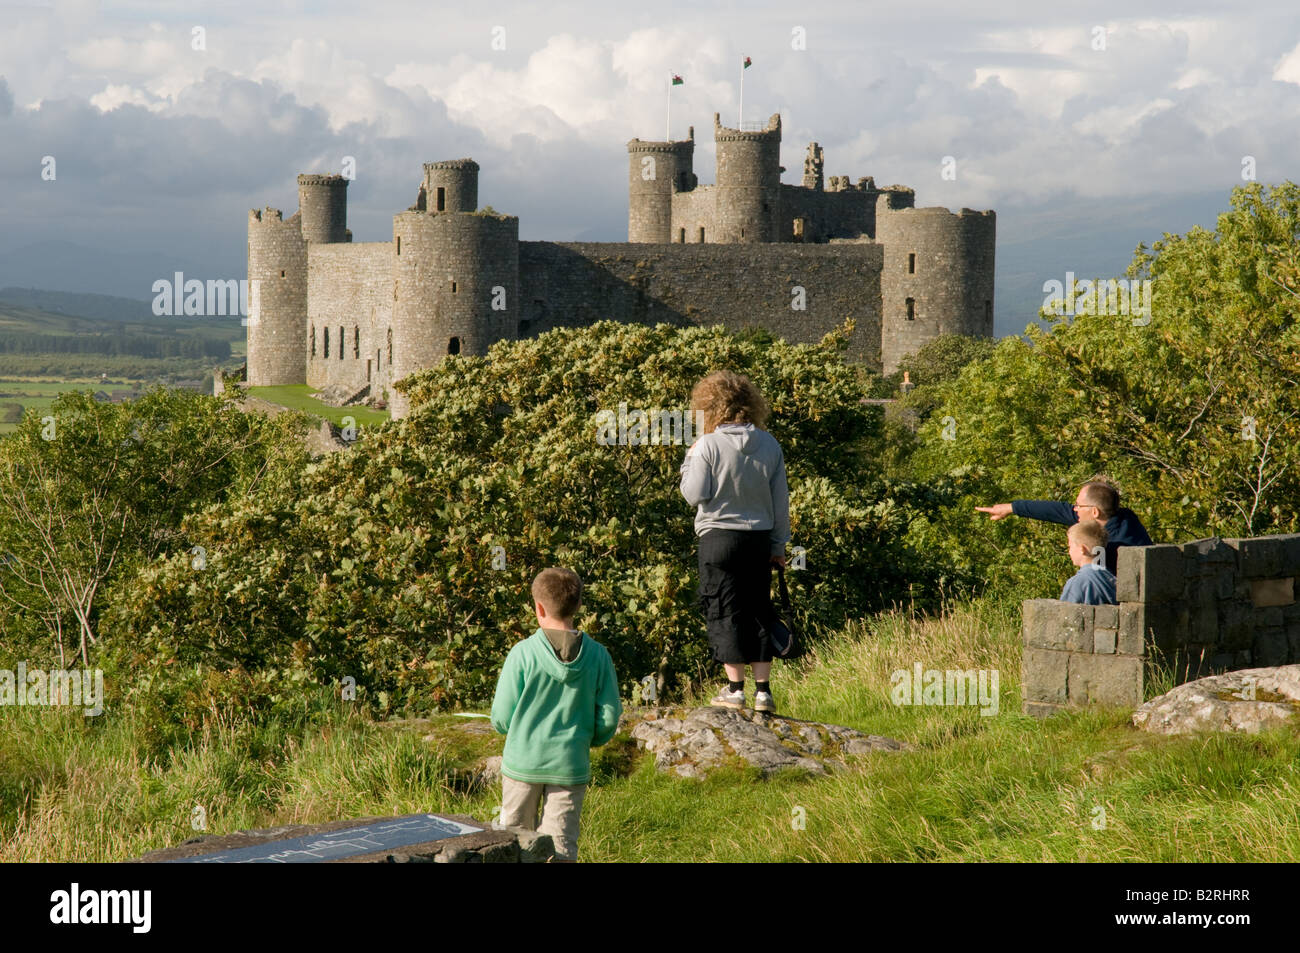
[
  {"left": 671, "top": 74, "right": 683, "bottom": 85},
  {"left": 743, "top": 56, "right": 752, "bottom": 68}
]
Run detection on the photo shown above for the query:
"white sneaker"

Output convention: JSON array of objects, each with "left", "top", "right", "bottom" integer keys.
[
  {"left": 709, "top": 688, "right": 745, "bottom": 710},
  {"left": 754, "top": 690, "right": 776, "bottom": 713}
]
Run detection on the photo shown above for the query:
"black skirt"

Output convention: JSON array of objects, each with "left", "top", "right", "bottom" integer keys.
[{"left": 696, "top": 528, "right": 778, "bottom": 664}]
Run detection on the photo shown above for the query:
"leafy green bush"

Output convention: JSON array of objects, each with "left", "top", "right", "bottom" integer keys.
[{"left": 103, "top": 322, "right": 975, "bottom": 720}]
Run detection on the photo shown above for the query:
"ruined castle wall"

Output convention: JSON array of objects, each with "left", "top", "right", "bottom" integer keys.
[
  {"left": 246, "top": 208, "right": 307, "bottom": 387},
  {"left": 877, "top": 203, "right": 996, "bottom": 374},
  {"left": 780, "top": 184, "right": 877, "bottom": 243},
  {"left": 518, "top": 241, "right": 882, "bottom": 366},
  {"left": 389, "top": 212, "right": 519, "bottom": 418},
  {"left": 306, "top": 242, "right": 392, "bottom": 394}
]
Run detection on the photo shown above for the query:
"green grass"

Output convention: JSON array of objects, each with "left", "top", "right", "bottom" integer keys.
[
  {"left": 0, "top": 377, "right": 122, "bottom": 435},
  {"left": 246, "top": 384, "right": 389, "bottom": 428},
  {"left": 3, "top": 597, "right": 1299, "bottom": 862}
]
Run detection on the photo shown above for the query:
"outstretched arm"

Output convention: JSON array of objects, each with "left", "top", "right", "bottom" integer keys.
[{"left": 975, "top": 500, "right": 1077, "bottom": 525}]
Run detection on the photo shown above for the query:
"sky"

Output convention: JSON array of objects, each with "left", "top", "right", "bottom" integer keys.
[{"left": 1, "top": 0, "right": 1298, "bottom": 334}]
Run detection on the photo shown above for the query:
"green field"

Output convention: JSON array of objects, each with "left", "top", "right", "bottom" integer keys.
[
  {"left": 246, "top": 384, "right": 390, "bottom": 428},
  {"left": 0, "top": 378, "right": 120, "bottom": 436}
]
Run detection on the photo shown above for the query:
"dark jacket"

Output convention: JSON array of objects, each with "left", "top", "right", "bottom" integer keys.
[{"left": 1011, "top": 500, "right": 1154, "bottom": 574}]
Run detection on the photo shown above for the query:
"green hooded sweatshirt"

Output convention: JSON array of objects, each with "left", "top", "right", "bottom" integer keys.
[{"left": 490, "top": 628, "right": 622, "bottom": 785}]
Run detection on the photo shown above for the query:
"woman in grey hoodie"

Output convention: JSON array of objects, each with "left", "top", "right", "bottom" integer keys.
[{"left": 679, "top": 371, "right": 790, "bottom": 713}]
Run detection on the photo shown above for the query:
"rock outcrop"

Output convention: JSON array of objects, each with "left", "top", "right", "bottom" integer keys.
[
  {"left": 1132, "top": 664, "right": 1300, "bottom": 735},
  {"left": 624, "top": 706, "right": 910, "bottom": 779}
]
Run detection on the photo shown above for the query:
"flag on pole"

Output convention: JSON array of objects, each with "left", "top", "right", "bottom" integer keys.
[
  {"left": 671, "top": 74, "right": 684, "bottom": 85},
  {"left": 743, "top": 56, "right": 752, "bottom": 69}
]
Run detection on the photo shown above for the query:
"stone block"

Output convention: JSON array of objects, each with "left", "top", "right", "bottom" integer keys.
[
  {"left": 1118, "top": 603, "right": 1145, "bottom": 656},
  {"left": 1115, "top": 547, "right": 1142, "bottom": 602},
  {"left": 1255, "top": 606, "right": 1284, "bottom": 628},
  {"left": 1183, "top": 536, "right": 1236, "bottom": 564},
  {"left": 1218, "top": 600, "right": 1254, "bottom": 650},
  {"left": 1282, "top": 534, "right": 1300, "bottom": 572},
  {"left": 1284, "top": 602, "right": 1300, "bottom": 622},
  {"left": 1250, "top": 577, "right": 1295, "bottom": 608},
  {"left": 1093, "top": 628, "right": 1117, "bottom": 654},
  {"left": 1022, "top": 647, "right": 1069, "bottom": 704},
  {"left": 1139, "top": 544, "right": 1188, "bottom": 603},
  {"left": 1067, "top": 653, "right": 1144, "bottom": 708},
  {"left": 1234, "top": 649, "right": 1252, "bottom": 668},
  {"left": 1252, "top": 628, "right": 1289, "bottom": 667},
  {"left": 1238, "top": 536, "right": 1287, "bottom": 578},
  {"left": 1289, "top": 625, "right": 1300, "bottom": 664},
  {"left": 1186, "top": 601, "right": 1219, "bottom": 644},
  {"left": 1022, "top": 599, "right": 1091, "bottom": 652},
  {"left": 1093, "top": 604, "right": 1119, "bottom": 630}
]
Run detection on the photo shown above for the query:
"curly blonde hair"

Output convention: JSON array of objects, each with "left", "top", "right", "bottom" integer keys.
[{"left": 689, "top": 370, "right": 770, "bottom": 433}]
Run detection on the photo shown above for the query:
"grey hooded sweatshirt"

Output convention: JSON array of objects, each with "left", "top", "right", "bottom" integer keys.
[{"left": 679, "top": 422, "right": 790, "bottom": 558}]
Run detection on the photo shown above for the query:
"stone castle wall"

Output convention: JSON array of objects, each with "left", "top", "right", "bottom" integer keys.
[
  {"left": 306, "top": 242, "right": 392, "bottom": 394},
  {"left": 1023, "top": 534, "right": 1300, "bottom": 715},
  {"left": 518, "top": 241, "right": 883, "bottom": 365}
]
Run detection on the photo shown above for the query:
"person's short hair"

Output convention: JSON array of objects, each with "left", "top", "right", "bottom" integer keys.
[
  {"left": 532, "top": 567, "right": 583, "bottom": 620},
  {"left": 689, "top": 370, "right": 770, "bottom": 433},
  {"left": 1079, "top": 481, "right": 1119, "bottom": 519},
  {"left": 1068, "top": 520, "right": 1109, "bottom": 555}
]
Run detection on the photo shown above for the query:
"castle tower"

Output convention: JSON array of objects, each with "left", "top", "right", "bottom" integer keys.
[
  {"left": 296, "top": 174, "right": 350, "bottom": 244},
  {"left": 876, "top": 192, "right": 996, "bottom": 374},
  {"left": 626, "top": 130, "right": 695, "bottom": 243},
  {"left": 422, "top": 159, "right": 479, "bottom": 213},
  {"left": 246, "top": 207, "right": 308, "bottom": 386},
  {"left": 713, "top": 112, "right": 781, "bottom": 243},
  {"left": 388, "top": 195, "right": 519, "bottom": 418}
]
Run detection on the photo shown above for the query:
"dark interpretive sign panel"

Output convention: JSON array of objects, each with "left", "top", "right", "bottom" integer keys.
[{"left": 166, "top": 814, "right": 483, "bottom": 864}]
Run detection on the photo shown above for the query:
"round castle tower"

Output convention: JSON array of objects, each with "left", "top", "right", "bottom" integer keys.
[
  {"left": 297, "top": 174, "right": 350, "bottom": 243},
  {"left": 626, "top": 130, "right": 695, "bottom": 243},
  {"left": 422, "top": 159, "right": 479, "bottom": 213},
  {"left": 246, "top": 207, "right": 308, "bottom": 386},
  {"left": 713, "top": 112, "right": 781, "bottom": 243},
  {"left": 388, "top": 201, "right": 519, "bottom": 418},
  {"left": 876, "top": 190, "right": 996, "bottom": 374},
  {"left": 246, "top": 175, "right": 350, "bottom": 386}
]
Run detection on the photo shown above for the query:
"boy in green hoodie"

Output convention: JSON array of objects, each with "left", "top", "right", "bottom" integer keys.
[{"left": 490, "top": 567, "right": 622, "bottom": 862}]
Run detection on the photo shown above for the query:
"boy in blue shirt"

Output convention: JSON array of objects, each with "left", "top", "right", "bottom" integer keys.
[{"left": 1060, "top": 521, "right": 1117, "bottom": 605}]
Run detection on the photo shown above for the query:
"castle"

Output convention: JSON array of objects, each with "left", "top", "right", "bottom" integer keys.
[{"left": 246, "top": 111, "right": 996, "bottom": 418}]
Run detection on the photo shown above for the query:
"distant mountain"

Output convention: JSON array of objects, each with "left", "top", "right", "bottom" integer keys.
[
  {"left": 0, "top": 288, "right": 159, "bottom": 324},
  {"left": 0, "top": 240, "right": 199, "bottom": 302}
]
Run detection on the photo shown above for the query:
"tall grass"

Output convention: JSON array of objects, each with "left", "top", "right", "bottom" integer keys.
[{"left": 3, "top": 596, "right": 1299, "bottom": 862}]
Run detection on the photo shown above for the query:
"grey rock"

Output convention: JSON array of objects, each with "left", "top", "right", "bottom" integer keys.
[
  {"left": 625, "top": 706, "right": 908, "bottom": 778},
  {"left": 1132, "top": 664, "right": 1300, "bottom": 735}
]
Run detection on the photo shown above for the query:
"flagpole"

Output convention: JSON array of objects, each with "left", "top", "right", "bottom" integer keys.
[
  {"left": 666, "top": 72, "right": 671, "bottom": 141},
  {"left": 738, "top": 59, "right": 744, "bottom": 127}
]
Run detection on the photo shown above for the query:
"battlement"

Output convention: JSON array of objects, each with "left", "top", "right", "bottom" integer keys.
[
  {"left": 297, "top": 173, "right": 348, "bottom": 187},
  {"left": 423, "top": 158, "right": 479, "bottom": 173},
  {"left": 249, "top": 207, "right": 283, "bottom": 223},
  {"left": 627, "top": 136, "right": 696, "bottom": 154},
  {"left": 713, "top": 112, "right": 781, "bottom": 141}
]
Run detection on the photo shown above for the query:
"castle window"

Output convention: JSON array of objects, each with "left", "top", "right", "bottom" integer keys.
[
  {"left": 367, "top": 358, "right": 372, "bottom": 382},
  {"left": 905, "top": 298, "right": 915, "bottom": 321},
  {"left": 678, "top": 228, "right": 685, "bottom": 243},
  {"left": 793, "top": 219, "right": 805, "bottom": 242},
  {"left": 339, "top": 326, "right": 344, "bottom": 359},
  {"left": 377, "top": 348, "right": 381, "bottom": 370},
  {"left": 387, "top": 328, "right": 392, "bottom": 364},
  {"left": 324, "top": 327, "right": 330, "bottom": 358},
  {"left": 908, "top": 253, "right": 916, "bottom": 274},
  {"left": 354, "top": 326, "right": 360, "bottom": 358},
  {"left": 280, "top": 270, "right": 286, "bottom": 278},
  {"left": 310, "top": 325, "right": 316, "bottom": 357},
  {"left": 518, "top": 319, "right": 531, "bottom": 337},
  {"left": 451, "top": 280, "right": 457, "bottom": 293},
  {"left": 396, "top": 236, "right": 400, "bottom": 255},
  {"left": 448, "top": 337, "right": 461, "bottom": 355},
  {"left": 740, "top": 228, "right": 745, "bottom": 238},
  {"left": 698, "top": 227, "right": 705, "bottom": 243},
  {"left": 436, "top": 187, "right": 446, "bottom": 212}
]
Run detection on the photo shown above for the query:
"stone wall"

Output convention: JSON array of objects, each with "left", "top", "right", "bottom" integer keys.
[
  {"left": 1022, "top": 534, "right": 1300, "bottom": 715},
  {"left": 518, "top": 240, "right": 883, "bottom": 366},
  {"left": 306, "top": 242, "right": 392, "bottom": 394}
]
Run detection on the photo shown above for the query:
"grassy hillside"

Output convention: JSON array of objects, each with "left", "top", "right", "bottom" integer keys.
[{"left": 4, "top": 596, "right": 1297, "bottom": 863}]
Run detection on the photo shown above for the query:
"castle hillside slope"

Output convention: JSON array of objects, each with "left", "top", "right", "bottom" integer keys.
[{"left": 246, "top": 107, "right": 996, "bottom": 418}]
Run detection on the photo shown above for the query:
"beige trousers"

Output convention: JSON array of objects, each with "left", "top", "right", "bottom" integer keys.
[{"left": 500, "top": 775, "right": 587, "bottom": 861}]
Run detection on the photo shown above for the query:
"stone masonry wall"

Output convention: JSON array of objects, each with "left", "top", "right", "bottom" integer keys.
[
  {"left": 307, "top": 242, "right": 392, "bottom": 395},
  {"left": 518, "top": 240, "right": 883, "bottom": 366},
  {"left": 1023, "top": 534, "right": 1300, "bottom": 715}
]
